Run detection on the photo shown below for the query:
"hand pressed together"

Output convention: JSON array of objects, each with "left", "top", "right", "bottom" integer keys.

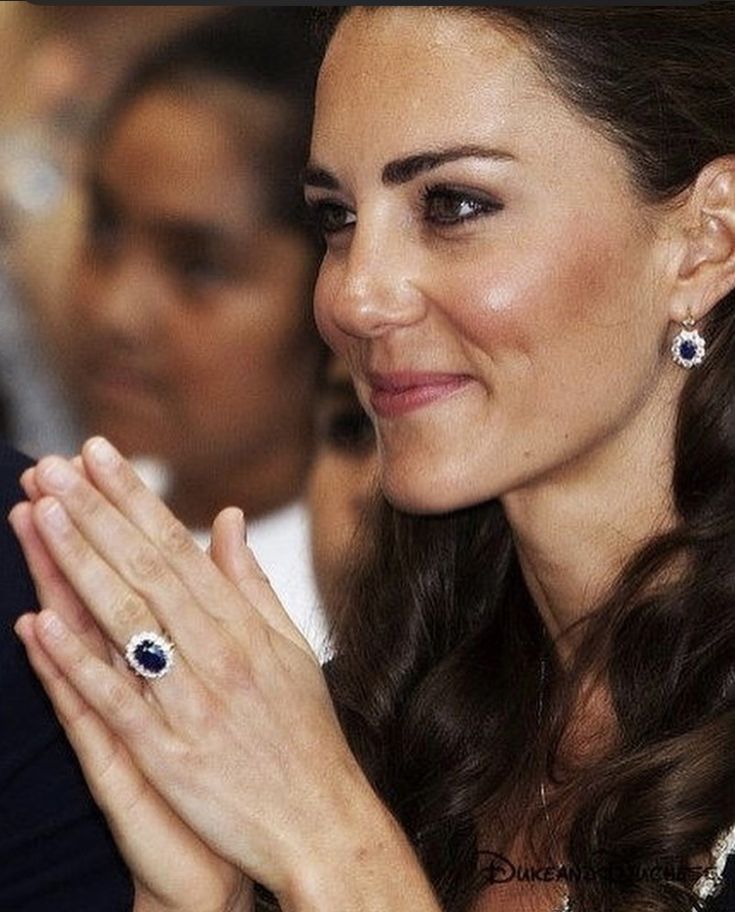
[{"left": 11, "top": 438, "right": 442, "bottom": 912}]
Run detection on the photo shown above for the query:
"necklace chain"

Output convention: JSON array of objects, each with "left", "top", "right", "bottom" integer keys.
[
  {"left": 537, "top": 656, "right": 572, "bottom": 912},
  {"left": 537, "top": 656, "right": 563, "bottom": 865}
]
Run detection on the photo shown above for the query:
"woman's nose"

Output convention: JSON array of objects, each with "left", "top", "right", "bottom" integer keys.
[
  {"left": 81, "top": 243, "right": 165, "bottom": 342},
  {"left": 321, "top": 226, "right": 427, "bottom": 340}
]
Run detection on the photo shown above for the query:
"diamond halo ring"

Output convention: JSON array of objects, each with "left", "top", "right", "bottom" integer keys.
[{"left": 124, "top": 631, "right": 175, "bottom": 679}]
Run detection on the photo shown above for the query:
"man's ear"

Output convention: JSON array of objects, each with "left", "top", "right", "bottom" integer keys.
[{"left": 670, "top": 155, "right": 735, "bottom": 324}]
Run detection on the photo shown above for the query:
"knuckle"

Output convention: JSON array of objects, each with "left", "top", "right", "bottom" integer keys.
[
  {"left": 74, "top": 485, "right": 104, "bottom": 522},
  {"left": 208, "top": 643, "right": 252, "bottom": 689},
  {"left": 159, "top": 518, "right": 194, "bottom": 559},
  {"left": 127, "top": 544, "right": 168, "bottom": 584},
  {"left": 91, "top": 738, "right": 130, "bottom": 794},
  {"left": 67, "top": 650, "right": 94, "bottom": 690},
  {"left": 110, "top": 590, "right": 150, "bottom": 630},
  {"left": 104, "top": 678, "right": 137, "bottom": 726},
  {"left": 186, "top": 688, "right": 219, "bottom": 730},
  {"left": 60, "top": 692, "right": 95, "bottom": 731},
  {"left": 159, "top": 737, "right": 197, "bottom": 784},
  {"left": 116, "top": 460, "right": 143, "bottom": 497},
  {"left": 46, "top": 516, "right": 82, "bottom": 556}
]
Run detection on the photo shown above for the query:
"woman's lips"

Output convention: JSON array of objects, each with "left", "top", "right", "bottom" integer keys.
[{"left": 367, "top": 372, "right": 473, "bottom": 418}]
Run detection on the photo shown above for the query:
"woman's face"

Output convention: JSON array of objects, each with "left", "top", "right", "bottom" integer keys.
[
  {"left": 308, "top": 9, "right": 680, "bottom": 513},
  {"left": 60, "top": 86, "right": 319, "bottom": 476}
]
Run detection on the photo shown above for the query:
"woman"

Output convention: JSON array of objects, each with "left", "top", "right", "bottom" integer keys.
[
  {"left": 10, "top": 6, "right": 735, "bottom": 912},
  {"left": 39, "top": 7, "right": 329, "bottom": 655}
]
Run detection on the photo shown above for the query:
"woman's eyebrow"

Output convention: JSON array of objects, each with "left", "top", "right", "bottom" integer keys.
[
  {"left": 303, "top": 144, "right": 515, "bottom": 192},
  {"left": 382, "top": 145, "right": 515, "bottom": 185},
  {"left": 152, "top": 220, "right": 232, "bottom": 249},
  {"left": 302, "top": 165, "right": 339, "bottom": 191}
]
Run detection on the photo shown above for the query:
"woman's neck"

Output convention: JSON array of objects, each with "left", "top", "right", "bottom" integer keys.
[{"left": 501, "top": 381, "right": 681, "bottom": 663}]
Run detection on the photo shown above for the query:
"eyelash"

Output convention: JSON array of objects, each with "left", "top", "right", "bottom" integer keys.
[
  {"left": 420, "top": 184, "right": 504, "bottom": 226},
  {"left": 306, "top": 200, "right": 354, "bottom": 236},
  {"left": 306, "top": 184, "right": 503, "bottom": 238}
]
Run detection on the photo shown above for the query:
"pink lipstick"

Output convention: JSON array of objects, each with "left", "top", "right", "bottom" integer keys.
[{"left": 367, "top": 372, "right": 472, "bottom": 418}]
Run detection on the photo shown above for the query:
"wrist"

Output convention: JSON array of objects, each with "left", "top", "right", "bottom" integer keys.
[
  {"left": 133, "top": 880, "right": 253, "bottom": 912},
  {"left": 275, "top": 783, "right": 440, "bottom": 912}
]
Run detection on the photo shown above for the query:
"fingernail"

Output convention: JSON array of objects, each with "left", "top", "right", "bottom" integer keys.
[
  {"left": 86, "top": 437, "right": 118, "bottom": 467},
  {"left": 38, "top": 457, "right": 75, "bottom": 492},
  {"left": 39, "top": 498, "right": 71, "bottom": 532}
]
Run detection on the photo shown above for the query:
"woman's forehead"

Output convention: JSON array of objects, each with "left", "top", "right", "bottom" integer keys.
[
  {"left": 311, "top": 9, "right": 618, "bottom": 193},
  {"left": 317, "top": 8, "right": 535, "bottom": 110}
]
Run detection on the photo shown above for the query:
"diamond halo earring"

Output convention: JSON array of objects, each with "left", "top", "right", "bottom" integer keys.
[{"left": 671, "top": 311, "right": 706, "bottom": 369}]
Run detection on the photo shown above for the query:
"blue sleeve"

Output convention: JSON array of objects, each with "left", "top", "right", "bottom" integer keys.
[{"left": 0, "top": 443, "right": 133, "bottom": 912}]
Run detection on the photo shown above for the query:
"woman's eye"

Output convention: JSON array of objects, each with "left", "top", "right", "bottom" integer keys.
[
  {"left": 176, "top": 256, "right": 228, "bottom": 283},
  {"left": 88, "top": 203, "right": 121, "bottom": 255},
  {"left": 165, "top": 240, "right": 237, "bottom": 290},
  {"left": 422, "top": 185, "right": 503, "bottom": 226},
  {"left": 307, "top": 201, "right": 356, "bottom": 236}
]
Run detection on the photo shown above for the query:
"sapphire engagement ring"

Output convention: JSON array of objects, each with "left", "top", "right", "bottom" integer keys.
[{"left": 124, "top": 631, "right": 175, "bottom": 679}]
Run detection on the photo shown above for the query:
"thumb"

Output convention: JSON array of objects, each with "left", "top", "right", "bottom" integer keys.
[
  {"left": 208, "top": 506, "right": 248, "bottom": 578},
  {"left": 210, "top": 507, "right": 315, "bottom": 659}
]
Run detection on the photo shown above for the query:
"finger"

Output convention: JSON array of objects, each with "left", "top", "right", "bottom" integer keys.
[
  {"left": 14, "top": 616, "right": 234, "bottom": 902},
  {"left": 210, "top": 508, "right": 313, "bottom": 657},
  {"left": 21, "top": 457, "right": 86, "bottom": 503},
  {"left": 20, "top": 466, "right": 42, "bottom": 501},
  {"left": 30, "top": 460, "right": 223, "bottom": 670},
  {"left": 9, "top": 501, "right": 109, "bottom": 658},
  {"left": 29, "top": 496, "right": 193, "bottom": 707},
  {"left": 82, "top": 437, "right": 262, "bottom": 625},
  {"left": 38, "top": 448, "right": 263, "bottom": 640},
  {"left": 15, "top": 611, "right": 130, "bottom": 775},
  {"left": 28, "top": 608, "right": 177, "bottom": 766}
]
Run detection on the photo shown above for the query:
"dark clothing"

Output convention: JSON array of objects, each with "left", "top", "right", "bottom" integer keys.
[
  {"left": 709, "top": 854, "right": 735, "bottom": 911},
  {"left": 0, "top": 442, "right": 133, "bottom": 912}
]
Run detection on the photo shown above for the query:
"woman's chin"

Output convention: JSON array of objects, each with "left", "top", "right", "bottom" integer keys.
[{"left": 380, "top": 468, "right": 488, "bottom": 517}]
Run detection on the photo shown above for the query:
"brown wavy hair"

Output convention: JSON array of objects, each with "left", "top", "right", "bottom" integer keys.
[{"left": 299, "top": 7, "right": 735, "bottom": 912}]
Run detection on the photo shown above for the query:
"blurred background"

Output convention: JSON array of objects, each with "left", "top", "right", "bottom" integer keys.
[
  {"left": 0, "top": 2, "right": 379, "bottom": 658},
  {"left": 0, "top": 2, "right": 220, "bottom": 455}
]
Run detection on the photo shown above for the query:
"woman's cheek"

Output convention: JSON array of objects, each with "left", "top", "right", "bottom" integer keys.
[{"left": 435, "top": 264, "right": 548, "bottom": 362}]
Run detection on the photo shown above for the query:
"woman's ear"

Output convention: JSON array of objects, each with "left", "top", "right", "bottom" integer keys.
[{"left": 670, "top": 156, "right": 735, "bottom": 323}]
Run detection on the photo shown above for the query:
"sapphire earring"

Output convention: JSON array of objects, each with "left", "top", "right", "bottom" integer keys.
[{"left": 671, "top": 314, "right": 706, "bottom": 369}]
